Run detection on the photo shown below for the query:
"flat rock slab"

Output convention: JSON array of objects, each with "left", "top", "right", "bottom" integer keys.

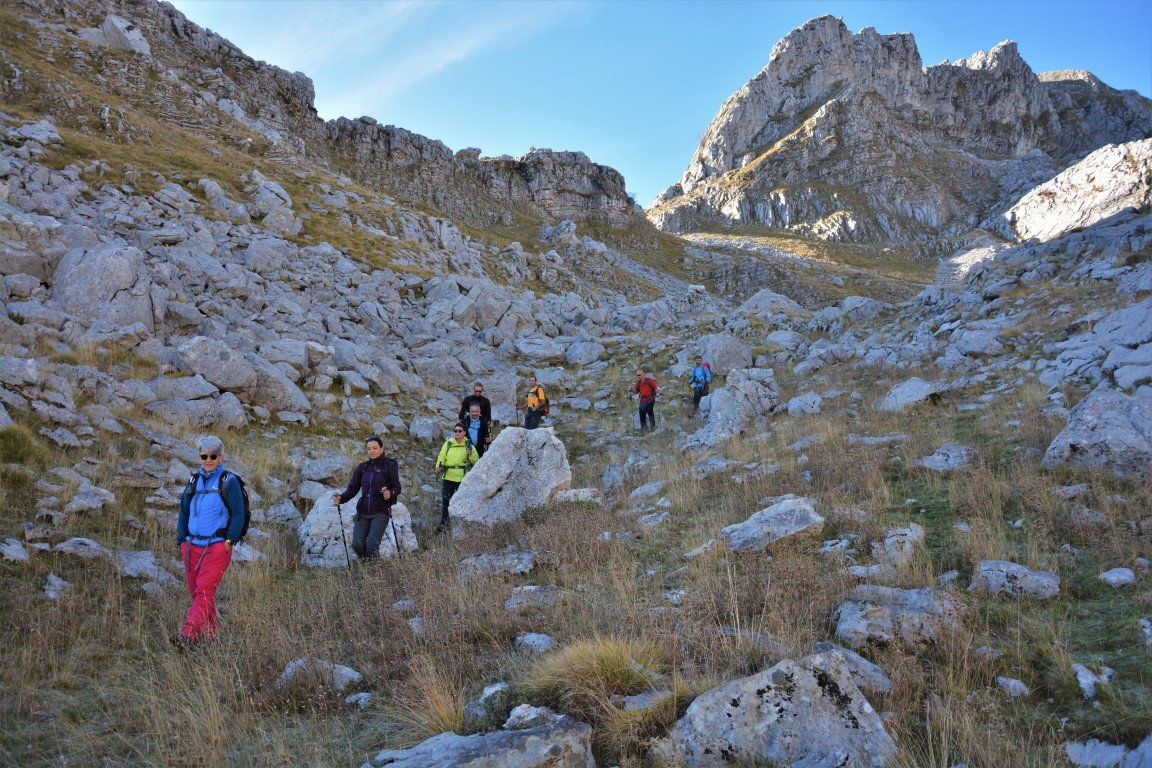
[
  {"left": 504, "top": 585, "right": 563, "bottom": 612},
  {"left": 653, "top": 651, "right": 896, "bottom": 768},
  {"left": 458, "top": 549, "right": 558, "bottom": 579},
  {"left": 968, "top": 560, "right": 1060, "bottom": 599},
  {"left": 370, "top": 711, "right": 594, "bottom": 768},
  {"left": 719, "top": 494, "right": 823, "bottom": 553},
  {"left": 834, "top": 585, "right": 965, "bottom": 649},
  {"left": 877, "top": 377, "right": 946, "bottom": 412},
  {"left": 915, "top": 444, "right": 975, "bottom": 472}
]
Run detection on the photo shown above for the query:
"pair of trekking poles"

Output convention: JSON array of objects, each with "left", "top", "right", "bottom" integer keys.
[{"left": 334, "top": 499, "right": 403, "bottom": 568}]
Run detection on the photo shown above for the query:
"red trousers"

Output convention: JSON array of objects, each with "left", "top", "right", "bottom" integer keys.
[{"left": 180, "top": 541, "right": 232, "bottom": 641}]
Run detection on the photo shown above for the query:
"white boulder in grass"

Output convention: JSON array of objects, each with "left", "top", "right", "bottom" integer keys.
[
  {"left": 1, "top": 537, "right": 30, "bottom": 564},
  {"left": 915, "top": 444, "right": 976, "bottom": 472},
  {"left": 276, "top": 658, "right": 362, "bottom": 693},
  {"left": 652, "top": 651, "right": 896, "bottom": 768},
  {"left": 719, "top": 494, "right": 824, "bottom": 553},
  {"left": 996, "top": 676, "right": 1030, "bottom": 698},
  {"left": 1071, "top": 663, "right": 1115, "bottom": 699},
  {"left": 684, "top": 367, "right": 780, "bottom": 450},
  {"left": 449, "top": 427, "right": 571, "bottom": 530},
  {"left": 1042, "top": 384, "right": 1152, "bottom": 479},
  {"left": 834, "top": 585, "right": 965, "bottom": 649},
  {"left": 298, "top": 497, "right": 417, "bottom": 567},
  {"left": 968, "top": 561, "right": 1060, "bottom": 599},
  {"left": 1065, "top": 739, "right": 1129, "bottom": 767},
  {"left": 368, "top": 709, "right": 595, "bottom": 767},
  {"left": 877, "top": 377, "right": 947, "bottom": 412},
  {"left": 1100, "top": 568, "right": 1137, "bottom": 587}
]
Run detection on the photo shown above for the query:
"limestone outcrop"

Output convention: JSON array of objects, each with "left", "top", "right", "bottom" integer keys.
[{"left": 648, "top": 16, "right": 1152, "bottom": 244}]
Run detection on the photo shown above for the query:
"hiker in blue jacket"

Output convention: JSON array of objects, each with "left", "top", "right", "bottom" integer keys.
[
  {"left": 173, "top": 435, "right": 245, "bottom": 648},
  {"left": 689, "top": 355, "right": 712, "bottom": 414}
]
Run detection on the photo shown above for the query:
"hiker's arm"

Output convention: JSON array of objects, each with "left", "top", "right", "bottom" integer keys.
[
  {"left": 387, "top": 462, "right": 401, "bottom": 501},
  {"left": 335, "top": 464, "right": 362, "bottom": 504},
  {"left": 223, "top": 476, "right": 245, "bottom": 545},
  {"left": 176, "top": 489, "right": 191, "bottom": 547}
]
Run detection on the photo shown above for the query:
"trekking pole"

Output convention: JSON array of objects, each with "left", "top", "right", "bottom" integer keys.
[
  {"left": 388, "top": 515, "right": 404, "bottom": 560},
  {"left": 335, "top": 499, "right": 352, "bottom": 568}
]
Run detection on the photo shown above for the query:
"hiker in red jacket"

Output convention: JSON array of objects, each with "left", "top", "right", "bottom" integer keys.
[{"left": 633, "top": 369, "right": 658, "bottom": 432}]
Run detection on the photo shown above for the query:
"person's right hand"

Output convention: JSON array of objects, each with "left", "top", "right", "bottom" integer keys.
[{"left": 332, "top": 493, "right": 341, "bottom": 504}]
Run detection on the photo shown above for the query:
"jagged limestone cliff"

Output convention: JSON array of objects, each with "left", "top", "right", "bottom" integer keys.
[
  {"left": 647, "top": 15, "right": 1152, "bottom": 246},
  {"left": 3, "top": 0, "right": 642, "bottom": 230}
]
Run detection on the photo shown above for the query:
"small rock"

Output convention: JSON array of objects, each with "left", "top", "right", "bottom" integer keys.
[
  {"left": 1071, "top": 663, "right": 1114, "bottom": 699},
  {"left": 515, "top": 632, "right": 554, "bottom": 654},
  {"left": 1099, "top": 567, "right": 1136, "bottom": 587},
  {"left": 996, "top": 676, "right": 1030, "bottom": 697}
]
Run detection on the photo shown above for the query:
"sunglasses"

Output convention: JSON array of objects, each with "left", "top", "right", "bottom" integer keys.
[
  {"left": 454, "top": 428, "right": 465, "bottom": 433},
  {"left": 200, "top": 453, "right": 219, "bottom": 460}
]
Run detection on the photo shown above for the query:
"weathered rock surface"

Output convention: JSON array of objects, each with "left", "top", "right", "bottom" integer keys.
[
  {"left": 834, "top": 585, "right": 965, "bottom": 648},
  {"left": 1042, "top": 384, "right": 1152, "bottom": 479},
  {"left": 968, "top": 560, "right": 1060, "bottom": 599},
  {"left": 685, "top": 368, "right": 779, "bottom": 449},
  {"left": 654, "top": 650, "right": 896, "bottom": 768},
  {"left": 648, "top": 16, "right": 1152, "bottom": 244},
  {"left": 368, "top": 708, "right": 595, "bottom": 768},
  {"left": 719, "top": 494, "right": 824, "bottom": 553},
  {"left": 994, "top": 138, "right": 1152, "bottom": 243},
  {"left": 878, "top": 377, "right": 947, "bottom": 412},
  {"left": 449, "top": 428, "right": 571, "bottom": 529}
]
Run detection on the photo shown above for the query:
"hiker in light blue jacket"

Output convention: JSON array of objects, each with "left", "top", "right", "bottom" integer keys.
[{"left": 689, "top": 355, "right": 712, "bottom": 414}]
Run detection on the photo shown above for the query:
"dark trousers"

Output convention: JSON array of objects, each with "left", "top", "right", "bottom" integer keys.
[
  {"left": 440, "top": 480, "right": 461, "bottom": 528},
  {"left": 692, "top": 384, "right": 708, "bottom": 413},
  {"left": 524, "top": 409, "right": 543, "bottom": 429},
  {"left": 352, "top": 514, "right": 390, "bottom": 559},
  {"left": 639, "top": 399, "right": 656, "bottom": 430}
]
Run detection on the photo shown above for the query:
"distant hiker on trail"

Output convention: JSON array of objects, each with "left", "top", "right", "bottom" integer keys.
[
  {"left": 464, "top": 403, "right": 493, "bottom": 458},
  {"left": 332, "top": 435, "right": 402, "bottom": 561},
  {"left": 173, "top": 435, "right": 246, "bottom": 649},
  {"left": 434, "top": 423, "right": 480, "bottom": 533},
  {"left": 634, "top": 369, "right": 658, "bottom": 432},
  {"left": 458, "top": 382, "right": 492, "bottom": 424},
  {"left": 516, "top": 374, "right": 548, "bottom": 430},
  {"left": 689, "top": 355, "right": 712, "bottom": 414}
]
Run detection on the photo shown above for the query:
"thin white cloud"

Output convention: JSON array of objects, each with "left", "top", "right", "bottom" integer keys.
[
  {"left": 318, "top": 1, "right": 589, "bottom": 119},
  {"left": 250, "top": 1, "right": 434, "bottom": 73}
]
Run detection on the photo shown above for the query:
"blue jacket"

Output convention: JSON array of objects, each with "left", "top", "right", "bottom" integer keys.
[
  {"left": 177, "top": 466, "right": 245, "bottom": 547},
  {"left": 690, "top": 363, "right": 712, "bottom": 387}
]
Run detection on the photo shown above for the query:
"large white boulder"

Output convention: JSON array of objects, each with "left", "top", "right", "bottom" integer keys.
[
  {"left": 653, "top": 650, "right": 896, "bottom": 767},
  {"left": 1042, "top": 384, "right": 1152, "bottom": 479},
  {"left": 298, "top": 498, "right": 416, "bottom": 567},
  {"left": 449, "top": 427, "right": 571, "bottom": 529},
  {"left": 685, "top": 368, "right": 779, "bottom": 450},
  {"left": 52, "top": 244, "right": 153, "bottom": 331},
  {"left": 877, "top": 377, "right": 947, "bottom": 412}
]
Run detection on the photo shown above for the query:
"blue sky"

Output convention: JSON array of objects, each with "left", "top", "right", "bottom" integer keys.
[{"left": 168, "top": 1, "right": 1151, "bottom": 207}]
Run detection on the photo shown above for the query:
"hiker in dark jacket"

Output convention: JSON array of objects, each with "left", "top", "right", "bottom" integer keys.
[
  {"left": 463, "top": 403, "right": 493, "bottom": 458},
  {"left": 633, "top": 369, "right": 658, "bottom": 432},
  {"left": 333, "top": 435, "right": 402, "bottom": 560},
  {"left": 458, "top": 382, "right": 492, "bottom": 423},
  {"left": 173, "top": 435, "right": 245, "bottom": 648}
]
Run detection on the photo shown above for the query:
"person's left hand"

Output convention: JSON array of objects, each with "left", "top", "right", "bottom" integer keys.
[
  {"left": 382, "top": 489, "right": 391, "bottom": 500},
  {"left": 225, "top": 541, "right": 233, "bottom": 550}
]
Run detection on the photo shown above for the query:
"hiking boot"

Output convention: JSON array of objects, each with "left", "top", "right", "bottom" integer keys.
[{"left": 168, "top": 632, "right": 196, "bottom": 652}]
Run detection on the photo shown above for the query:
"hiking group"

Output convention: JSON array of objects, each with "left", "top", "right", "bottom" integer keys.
[{"left": 171, "top": 365, "right": 714, "bottom": 648}]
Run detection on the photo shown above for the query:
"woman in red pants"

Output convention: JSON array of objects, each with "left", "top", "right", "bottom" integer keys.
[{"left": 172, "top": 436, "right": 245, "bottom": 648}]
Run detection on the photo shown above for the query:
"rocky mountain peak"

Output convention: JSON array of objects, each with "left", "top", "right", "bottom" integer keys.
[{"left": 649, "top": 17, "right": 1152, "bottom": 247}]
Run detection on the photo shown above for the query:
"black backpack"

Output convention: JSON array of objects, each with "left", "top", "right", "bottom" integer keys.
[{"left": 184, "top": 469, "right": 251, "bottom": 543}]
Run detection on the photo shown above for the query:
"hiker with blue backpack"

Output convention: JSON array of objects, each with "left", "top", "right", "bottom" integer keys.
[
  {"left": 689, "top": 355, "right": 712, "bottom": 414},
  {"left": 434, "top": 422, "right": 480, "bottom": 533},
  {"left": 173, "top": 435, "right": 248, "bottom": 649},
  {"left": 333, "top": 434, "right": 402, "bottom": 561}
]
